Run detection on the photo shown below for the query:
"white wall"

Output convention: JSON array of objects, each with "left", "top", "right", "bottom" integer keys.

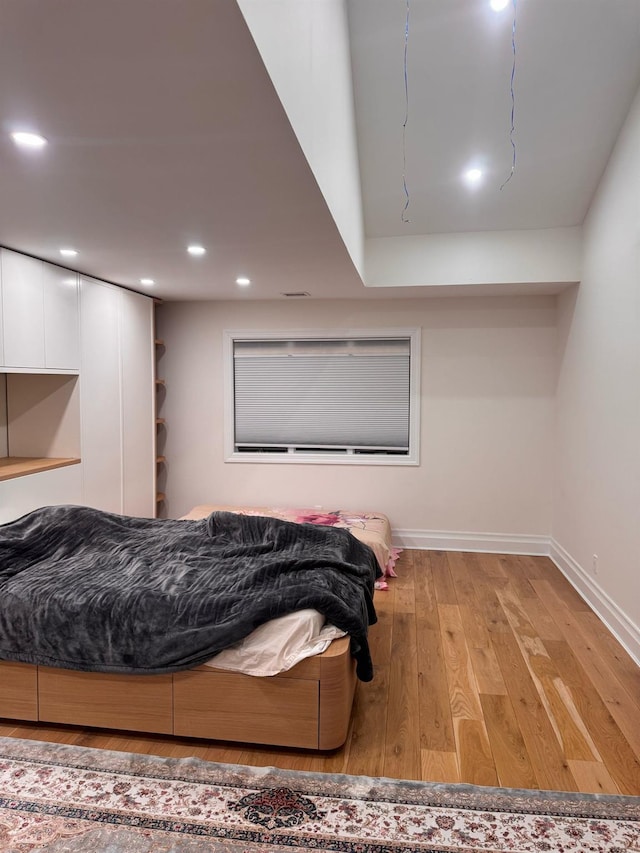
[
  {"left": 553, "top": 86, "right": 640, "bottom": 645},
  {"left": 158, "top": 296, "right": 556, "bottom": 539},
  {"left": 237, "top": 0, "right": 364, "bottom": 277},
  {"left": 365, "top": 227, "right": 581, "bottom": 288}
]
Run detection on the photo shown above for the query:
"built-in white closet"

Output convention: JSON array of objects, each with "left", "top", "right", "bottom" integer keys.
[
  {"left": 0, "top": 248, "right": 155, "bottom": 523},
  {"left": 79, "top": 276, "right": 155, "bottom": 517}
]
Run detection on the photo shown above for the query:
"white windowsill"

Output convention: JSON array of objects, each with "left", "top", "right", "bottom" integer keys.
[{"left": 225, "top": 451, "right": 419, "bottom": 466}]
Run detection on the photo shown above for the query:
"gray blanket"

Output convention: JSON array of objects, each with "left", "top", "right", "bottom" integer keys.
[{"left": 0, "top": 505, "right": 380, "bottom": 680}]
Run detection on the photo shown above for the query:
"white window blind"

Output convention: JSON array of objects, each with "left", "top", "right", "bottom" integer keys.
[{"left": 233, "top": 338, "right": 411, "bottom": 454}]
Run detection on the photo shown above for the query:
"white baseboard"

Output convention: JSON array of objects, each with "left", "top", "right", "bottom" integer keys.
[
  {"left": 390, "top": 527, "right": 640, "bottom": 667},
  {"left": 548, "top": 539, "right": 640, "bottom": 667},
  {"left": 392, "top": 528, "right": 549, "bottom": 555}
]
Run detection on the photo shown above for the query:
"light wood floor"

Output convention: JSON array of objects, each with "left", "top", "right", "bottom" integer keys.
[{"left": 2, "top": 550, "right": 640, "bottom": 794}]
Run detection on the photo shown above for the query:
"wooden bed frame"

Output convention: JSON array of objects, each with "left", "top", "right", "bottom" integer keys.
[
  {"left": 0, "top": 505, "right": 387, "bottom": 750},
  {"left": 0, "top": 636, "right": 357, "bottom": 750}
]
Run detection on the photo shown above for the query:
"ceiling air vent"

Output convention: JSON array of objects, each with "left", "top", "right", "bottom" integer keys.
[{"left": 280, "top": 291, "right": 310, "bottom": 298}]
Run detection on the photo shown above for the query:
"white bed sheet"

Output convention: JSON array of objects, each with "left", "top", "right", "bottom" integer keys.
[{"left": 204, "top": 609, "right": 346, "bottom": 677}]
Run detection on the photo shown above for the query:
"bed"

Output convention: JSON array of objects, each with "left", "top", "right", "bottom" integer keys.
[{"left": 0, "top": 504, "right": 396, "bottom": 749}]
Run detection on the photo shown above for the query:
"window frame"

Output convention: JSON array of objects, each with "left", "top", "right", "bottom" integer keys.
[{"left": 223, "top": 327, "right": 421, "bottom": 466}]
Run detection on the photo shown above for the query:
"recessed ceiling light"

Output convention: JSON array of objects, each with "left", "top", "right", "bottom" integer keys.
[
  {"left": 140, "top": 278, "right": 155, "bottom": 286},
  {"left": 10, "top": 131, "right": 48, "bottom": 149},
  {"left": 187, "top": 245, "right": 206, "bottom": 256},
  {"left": 236, "top": 276, "right": 251, "bottom": 286},
  {"left": 463, "top": 168, "right": 483, "bottom": 187},
  {"left": 490, "top": 0, "right": 509, "bottom": 10},
  {"left": 59, "top": 248, "right": 78, "bottom": 257}
]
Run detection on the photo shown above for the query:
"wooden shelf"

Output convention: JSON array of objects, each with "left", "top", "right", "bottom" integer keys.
[
  {"left": 155, "top": 321, "right": 165, "bottom": 518},
  {"left": 0, "top": 456, "right": 81, "bottom": 482}
]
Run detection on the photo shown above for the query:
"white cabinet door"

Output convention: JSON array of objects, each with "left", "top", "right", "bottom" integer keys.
[
  {"left": 79, "top": 278, "right": 122, "bottom": 513},
  {"left": 0, "top": 271, "right": 4, "bottom": 365},
  {"left": 43, "top": 265, "right": 79, "bottom": 370},
  {"left": 0, "top": 464, "right": 82, "bottom": 525},
  {"left": 1, "top": 250, "right": 45, "bottom": 369},
  {"left": 119, "top": 289, "right": 155, "bottom": 517},
  {"left": 0, "top": 375, "right": 7, "bottom": 455}
]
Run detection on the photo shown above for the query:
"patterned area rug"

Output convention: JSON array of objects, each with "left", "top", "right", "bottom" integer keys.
[{"left": 0, "top": 737, "right": 638, "bottom": 852}]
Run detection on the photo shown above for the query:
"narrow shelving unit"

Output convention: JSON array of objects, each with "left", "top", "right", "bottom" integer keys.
[{"left": 154, "top": 325, "right": 166, "bottom": 517}]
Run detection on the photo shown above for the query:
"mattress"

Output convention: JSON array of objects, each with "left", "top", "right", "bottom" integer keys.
[{"left": 203, "top": 609, "right": 346, "bottom": 676}]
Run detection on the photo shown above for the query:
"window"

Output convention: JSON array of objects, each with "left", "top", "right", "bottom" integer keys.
[{"left": 224, "top": 329, "right": 420, "bottom": 465}]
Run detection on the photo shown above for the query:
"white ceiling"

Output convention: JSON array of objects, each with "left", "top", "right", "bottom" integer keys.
[
  {"left": 349, "top": 0, "right": 640, "bottom": 237},
  {"left": 0, "top": 0, "right": 639, "bottom": 301}
]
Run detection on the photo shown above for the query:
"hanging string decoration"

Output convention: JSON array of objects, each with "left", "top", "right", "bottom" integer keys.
[
  {"left": 500, "top": 0, "right": 518, "bottom": 190},
  {"left": 401, "top": 0, "right": 411, "bottom": 222}
]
